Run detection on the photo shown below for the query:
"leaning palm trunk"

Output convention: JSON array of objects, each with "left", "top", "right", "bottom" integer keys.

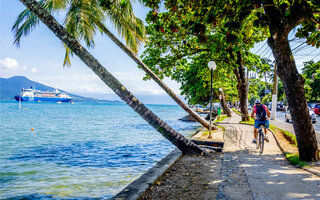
[
  {"left": 95, "top": 21, "right": 215, "bottom": 130},
  {"left": 19, "top": 0, "right": 206, "bottom": 155}
]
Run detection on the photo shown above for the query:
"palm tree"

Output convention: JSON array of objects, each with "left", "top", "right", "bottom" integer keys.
[
  {"left": 18, "top": 0, "right": 207, "bottom": 156},
  {"left": 13, "top": 0, "right": 215, "bottom": 130}
]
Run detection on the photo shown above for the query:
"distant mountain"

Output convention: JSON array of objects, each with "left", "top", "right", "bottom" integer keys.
[{"left": 0, "top": 76, "right": 122, "bottom": 103}]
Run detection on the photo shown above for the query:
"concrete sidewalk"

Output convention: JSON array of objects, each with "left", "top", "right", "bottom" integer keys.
[{"left": 216, "top": 111, "right": 320, "bottom": 200}]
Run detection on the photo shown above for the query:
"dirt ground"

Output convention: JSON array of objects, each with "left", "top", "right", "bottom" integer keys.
[
  {"left": 138, "top": 153, "right": 223, "bottom": 200},
  {"left": 271, "top": 128, "right": 299, "bottom": 154}
]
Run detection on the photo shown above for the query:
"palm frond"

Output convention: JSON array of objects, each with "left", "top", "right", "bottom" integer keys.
[
  {"left": 104, "top": 0, "right": 145, "bottom": 53},
  {"left": 12, "top": 8, "right": 40, "bottom": 47},
  {"left": 65, "top": 0, "right": 104, "bottom": 48},
  {"left": 63, "top": 43, "right": 73, "bottom": 67},
  {"left": 12, "top": 0, "right": 69, "bottom": 46}
]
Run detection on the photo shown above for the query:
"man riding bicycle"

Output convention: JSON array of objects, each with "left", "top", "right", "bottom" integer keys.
[{"left": 251, "top": 100, "right": 271, "bottom": 144}]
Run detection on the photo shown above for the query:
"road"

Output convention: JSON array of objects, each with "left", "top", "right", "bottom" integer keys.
[{"left": 274, "top": 111, "right": 320, "bottom": 132}]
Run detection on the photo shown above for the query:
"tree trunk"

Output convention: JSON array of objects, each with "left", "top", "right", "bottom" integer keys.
[
  {"left": 233, "top": 51, "right": 249, "bottom": 121},
  {"left": 219, "top": 89, "right": 231, "bottom": 117},
  {"left": 264, "top": 72, "right": 269, "bottom": 90},
  {"left": 95, "top": 21, "right": 216, "bottom": 130},
  {"left": 268, "top": 35, "right": 319, "bottom": 161},
  {"left": 19, "top": 0, "right": 206, "bottom": 156}
]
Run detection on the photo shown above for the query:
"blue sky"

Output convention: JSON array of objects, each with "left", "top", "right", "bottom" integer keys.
[
  {"left": 0, "top": 1, "right": 182, "bottom": 104},
  {"left": 1, "top": 1, "right": 319, "bottom": 104}
]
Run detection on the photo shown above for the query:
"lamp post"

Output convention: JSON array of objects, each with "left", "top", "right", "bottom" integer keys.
[{"left": 208, "top": 60, "right": 216, "bottom": 139}]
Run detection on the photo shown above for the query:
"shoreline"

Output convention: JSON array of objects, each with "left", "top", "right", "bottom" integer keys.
[{"left": 111, "top": 122, "right": 223, "bottom": 199}]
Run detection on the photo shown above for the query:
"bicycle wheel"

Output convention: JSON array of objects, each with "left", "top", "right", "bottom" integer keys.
[
  {"left": 259, "top": 130, "right": 264, "bottom": 154},
  {"left": 256, "top": 127, "right": 261, "bottom": 149}
]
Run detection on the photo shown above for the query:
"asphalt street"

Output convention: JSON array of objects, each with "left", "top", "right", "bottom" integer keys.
[{"left": 274, "top": 111, "right": 320, "bottom": 132}]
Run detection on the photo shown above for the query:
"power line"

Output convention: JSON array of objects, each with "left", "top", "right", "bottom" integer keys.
[
  {"left": 291, "top": 42, "right": 306, "bottom": 52},
  {"left": 258, "top": 46, "right": 270, "bottom": 57},
  {"left": 261, "top": 48, "right": 271, "bottom": 58},
  {"left": 255, "top": 41, "right": 267, "bottom": 54},
  {"left": 267, "top": 51, "right": 274, "bottom": 59}
]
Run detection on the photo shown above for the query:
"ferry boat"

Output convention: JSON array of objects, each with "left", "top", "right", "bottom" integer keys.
[{"left": 14, "top": 86, "right": 72, "bottom": 102}]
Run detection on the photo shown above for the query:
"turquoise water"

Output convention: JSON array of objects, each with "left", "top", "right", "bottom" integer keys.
[{"left": 0, "top": 101, "right": 200, "bottom": 199}]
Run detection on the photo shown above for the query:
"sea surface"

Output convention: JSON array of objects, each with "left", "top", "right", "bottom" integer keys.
[{"left": 0, "top": 101, "right": 200, "bottom": 199}]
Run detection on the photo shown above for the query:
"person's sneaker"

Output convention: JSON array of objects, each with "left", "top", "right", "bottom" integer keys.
[
  {"left": 265, "top": 135, "right": 269, "bottom": 142},
  {"left": 252, "top": 139, "right": 257, "bottom": 144}
]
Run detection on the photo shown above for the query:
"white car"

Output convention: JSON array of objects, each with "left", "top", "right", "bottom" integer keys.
[{"left": 285, "top": 107, "right": 317, "bottom": 124}]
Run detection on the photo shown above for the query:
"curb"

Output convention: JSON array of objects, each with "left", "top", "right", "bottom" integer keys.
[
  {"left": 269, "top": 128, "right": 320, "bottom": 177},
  {"left": 110, "top": 149, "right": 182, "bottom": 200},
  {"left": 241, "top": 122, "right": 320, "bottom": 177}
]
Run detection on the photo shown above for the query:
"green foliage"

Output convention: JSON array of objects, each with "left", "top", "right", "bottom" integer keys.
[
  {"left": 248, "top": 78, "right": 272, "bottom": 105},
  {"left": 302, "top": 60, "right": 320, "bottom": 101},
  {"left": 141, "top": 0, "right": 269, "bottom": 106},
  {"left": 285, "top": 153, "right": 307, "bottom": 167},
  {"left": 262, "top": 93, "right": 272, "bottom": 104}
]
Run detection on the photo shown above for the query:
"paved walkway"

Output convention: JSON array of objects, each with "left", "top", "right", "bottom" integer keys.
[{"left": 216, "top": 111, "right": 320, "bottom": 200}]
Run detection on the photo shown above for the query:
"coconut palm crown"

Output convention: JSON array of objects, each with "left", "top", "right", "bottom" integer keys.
[{"left": 12, "top": 0, "right": 145, "bottom": 65}]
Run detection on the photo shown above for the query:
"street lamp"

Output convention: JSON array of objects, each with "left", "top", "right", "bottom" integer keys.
[{"left": 208, "top": 60, "right": 216, "bottom": 139}]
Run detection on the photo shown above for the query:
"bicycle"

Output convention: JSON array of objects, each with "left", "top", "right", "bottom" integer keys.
[{"left": 256, "top": 125, "right": 265, "bottom": 154}]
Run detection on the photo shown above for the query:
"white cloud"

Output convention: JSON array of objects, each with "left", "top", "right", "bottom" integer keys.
[
  {"left": 82, "top": 86, "right": 95, "bottom": 93},
  {"left": 31, "top": 68, "right": 38, "bottom": 73},
  {"left": 21, "top": 66, "right": 28, "bottom": 70},
  {"left": 113, "top": 72, "right": 144, "bottom": 81},
  {"left": 135, "top": 87, "right": 164, "bottom": 95},
  {"left": 0, "top": 57, "right": 19, "bottom": 70}
]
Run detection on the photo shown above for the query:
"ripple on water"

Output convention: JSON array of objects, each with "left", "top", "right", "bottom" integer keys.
[{"left": 0, "top": 102, "right": 198, "bottom": 199}]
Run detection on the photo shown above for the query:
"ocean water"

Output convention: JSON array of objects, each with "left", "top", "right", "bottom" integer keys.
[{"left": 0, "top": 101, "right": 200, "bottom": 199}]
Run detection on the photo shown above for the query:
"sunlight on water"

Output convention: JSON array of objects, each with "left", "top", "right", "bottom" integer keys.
[{"left": 0, "top": 101, "right": 200, "bottom": 199}]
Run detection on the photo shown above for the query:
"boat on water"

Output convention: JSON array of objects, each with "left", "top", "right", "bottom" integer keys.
[{"left": 14, "top": 86, "right": 72, "bottom": 102}]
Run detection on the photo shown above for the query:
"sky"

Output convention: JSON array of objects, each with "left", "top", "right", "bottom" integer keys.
[
  {"left": 0, "top": 0, "right": 183, "bottom": 104},
  {"left": 1, "top": 1, "right": 319, "bottom": 104}
]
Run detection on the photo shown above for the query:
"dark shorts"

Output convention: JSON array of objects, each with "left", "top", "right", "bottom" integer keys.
[{"left": 254, "top": 119, "right": 269, "bottom": 129}]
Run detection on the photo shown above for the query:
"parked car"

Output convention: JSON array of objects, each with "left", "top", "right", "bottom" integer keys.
[
  {"left": 277, "top": 103, "right": 286, "bottom": 112},
  {"left": 311, "top": 103, "right": 320, "bottom": 115},
  {"left": 285, "top": 107, "right": 317, "bottom": 124}
]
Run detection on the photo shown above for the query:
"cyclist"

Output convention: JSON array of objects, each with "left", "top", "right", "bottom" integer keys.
[{"left": 251, "top": 100, "right": 271, "bottom": 143}]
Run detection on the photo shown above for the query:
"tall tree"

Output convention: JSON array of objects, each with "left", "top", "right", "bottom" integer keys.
[
  {"left": 18, "top": 0, "right": 206, "bottom": 156},
  {"left": 13, "top": 0, "right": 213, "bottom": 131},
  {"left": 141, "top": 2, "right": 267, "bottom": 121},
  {"left": 203, "top": 0, "right": 320, "bottom": 161},
  {"left": 253, "top": 0, "right": 319, "bottom": 161}
]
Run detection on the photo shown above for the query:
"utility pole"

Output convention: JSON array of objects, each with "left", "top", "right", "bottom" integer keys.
[
  {"left": 271, "top": 62, "right": 278, "bottom": 120},
  {"left": 247, "top": 67, "right": 249, "bottom": 108}
]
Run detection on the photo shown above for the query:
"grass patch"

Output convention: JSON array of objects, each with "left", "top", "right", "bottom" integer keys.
[
  {"left": 202, "top": 131, "right": 209, "bottom": 136},
  {"left": 201, "top": 130, "right": 221, "bottom": 136},
  {"left": 231, "top": 108, "right": 241, "bottom": 116},
  {"left": 269, "top": 125, "right": 297, "bottom": 146},
  {"left": 214, "top": 124, "right": 225, "bottom": 131},
  {"left": 285, "top": 153, "right": 307, "bottom": 167},
  {"left": 215, "top": 115, "right": 228, "bottom": 123},
  {"left": 240, "top": 117, "right": 255, "bottom": 125}
]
